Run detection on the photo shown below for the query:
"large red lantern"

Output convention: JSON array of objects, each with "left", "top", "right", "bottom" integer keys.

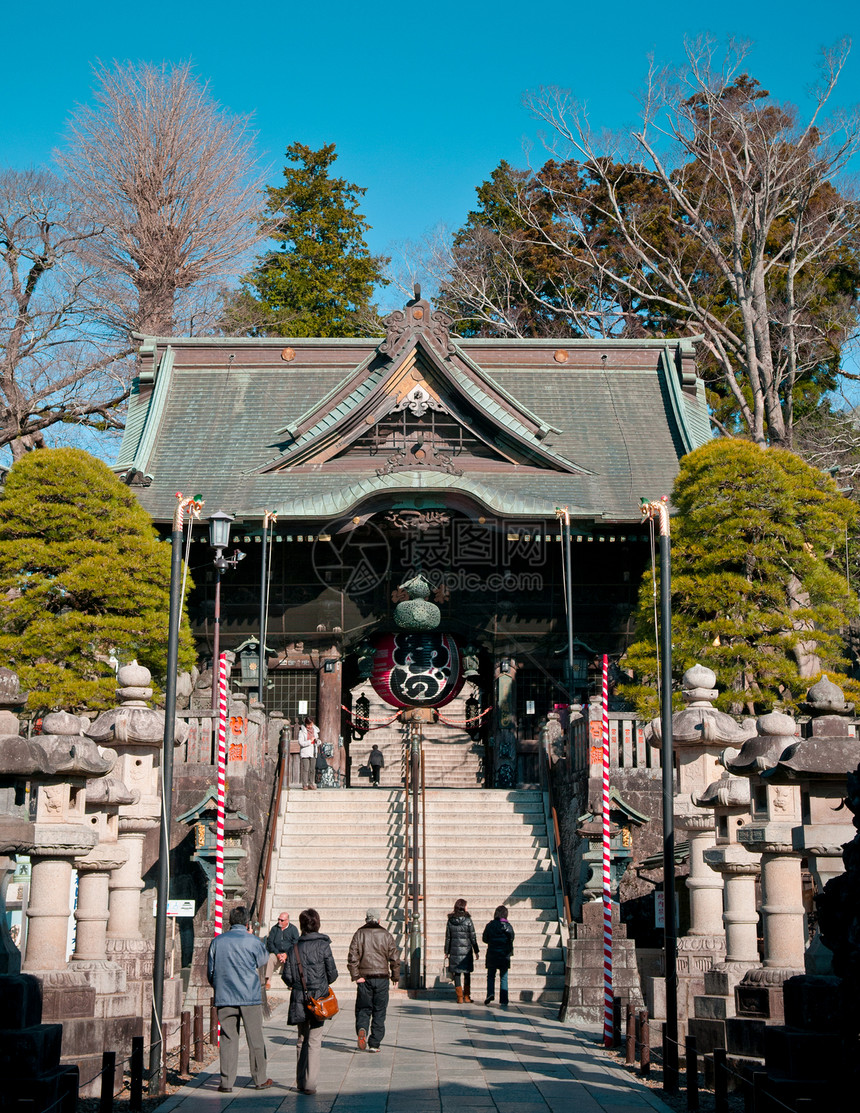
[{"left": 370, "top": 632, "right": 464, "bottom": 709}]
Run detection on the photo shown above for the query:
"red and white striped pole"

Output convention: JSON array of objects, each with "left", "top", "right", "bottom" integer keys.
[
  {"left": 213, "top": 652, "right": 229, "bottom": 936},
  {"left": 601, "top": 653, "right": 614, "bottom": 1047}
]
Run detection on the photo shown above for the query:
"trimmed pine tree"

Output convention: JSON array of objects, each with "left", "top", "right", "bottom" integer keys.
[
  {"left": 0, "top": 448, "right": 194, "bottom": 712},
  {"left": 621, "top": 439, "right": 860, "bottom": 717}
]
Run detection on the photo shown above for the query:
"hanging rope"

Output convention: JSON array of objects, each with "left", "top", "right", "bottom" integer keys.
[
  {"left": 340, "top": 704, "right": 402, "bottom": 729},
  {"left": 435, "top": 705, "right": 494, "bottom": 728}
]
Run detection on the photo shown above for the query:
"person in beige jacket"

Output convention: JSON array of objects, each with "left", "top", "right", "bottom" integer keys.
[{"left": 347, "top": 908, "right": 400, "bottom": 1052}]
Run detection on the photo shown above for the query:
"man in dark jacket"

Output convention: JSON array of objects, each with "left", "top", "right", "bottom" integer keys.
[
  {"left": 207, "top": 905, "right": 273, "bottom": 1092},
  {"left": 347, "top": 908, "right": 400, "bottom": 1051},
  {"left": 264, "top": 910, "right": 299, "bottom": 987},
  {"left": 482, "top": 905, "right": 515, "bottom": 1006}
]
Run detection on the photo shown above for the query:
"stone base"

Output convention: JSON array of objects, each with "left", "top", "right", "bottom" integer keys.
[
  {"left": 688, "top": 1017, "right": 728, "bottom": 1057},
  {"left": 704, "top": 960, "right": 756, "bottom": 998},
  {"left": 558, "top": 901, "right": 643, "bottom": 1027},
  {"left": 694, "top": 994, "right": 734, "bottom": 1021},
  {"left": 725, "top": 1016, "right": 767, "bottom": 1059}
]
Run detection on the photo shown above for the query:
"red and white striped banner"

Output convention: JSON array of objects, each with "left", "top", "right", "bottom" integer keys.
[
  {"left": 601, "top": 653, "right": 614, "bottom": 1046},
  {"left": 213, "top": 653, "right": 229, "bottom": 936}
]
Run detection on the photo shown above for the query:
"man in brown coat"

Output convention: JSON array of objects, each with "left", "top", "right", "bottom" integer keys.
[{"left": 347, "top": 908, "right": 400, "bottom": 1052}]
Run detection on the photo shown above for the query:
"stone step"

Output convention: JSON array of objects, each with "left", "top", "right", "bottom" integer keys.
[{"left": 273, "top": 834, "right": 551, "bottom": 850}]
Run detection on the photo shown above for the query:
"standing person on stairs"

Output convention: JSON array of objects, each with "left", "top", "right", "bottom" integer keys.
[
  {"left": 482, "top": 905, "right": 515, "bottom": 1006},
  {"left": 347, "top": 908, "right": 400, "bottom": 1051},
  {"left": 444, "top": 898, "right": 479, "bottom": 1003},
  {"left": 298, "top": 717, "right": 318, "bottom": 790},
  {"left": 368, "top": 744, "right": 384, "bottom": 787}
]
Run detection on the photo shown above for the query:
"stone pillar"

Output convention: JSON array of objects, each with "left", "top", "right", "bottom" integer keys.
[
  {"left": 758, "top": 826, "right": 806, "bottom": 972},
  {"left": 682, "top": 812, "right": 725, "bottom": 937},
  {"left": 72, "top": 777, "right": 134, "bottom": 965},
  {"left": 717, "top": 849, "right": 761, "bottom": 968}
]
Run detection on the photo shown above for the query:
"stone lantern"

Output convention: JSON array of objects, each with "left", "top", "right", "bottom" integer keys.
[
  {"left": 86, "top": 662, "right": 188, "bottom": 1023},
  {"left": 689, "top": 771, "right": 759, "bottom": 1053},
  {"left": 648, "top": 664, "right": 752, "bottom": 1026},
  {"left": 726, "top": 711, "right": 806, "bottom": 1021},
  {"left": 762, "top": 675, "right": 859, "bottom": 973}
]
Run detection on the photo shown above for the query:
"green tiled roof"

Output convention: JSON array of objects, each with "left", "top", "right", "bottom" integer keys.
[{"left": 117, "top": 327, "right": 711, "bottom": 525}]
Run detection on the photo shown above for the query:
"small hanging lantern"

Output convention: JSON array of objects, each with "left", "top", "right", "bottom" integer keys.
[
  {"left": 464, "top": 693, "right": 481, "bottom": 740},
  {"left": 353, "top": 693, "right": 370, "bottom": 739}
]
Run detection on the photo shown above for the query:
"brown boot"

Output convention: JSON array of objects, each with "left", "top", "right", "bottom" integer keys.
[
  {"left": 463, "top": 992, "right": 472, "bottom": 1002},
  {"left": 455, "top": 986, "right": 464, "bottom": 1004}
]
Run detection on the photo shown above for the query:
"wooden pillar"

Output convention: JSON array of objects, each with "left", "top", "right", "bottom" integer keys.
[{"left": 318, "top": 650, "right": 342, "bottom": 751}]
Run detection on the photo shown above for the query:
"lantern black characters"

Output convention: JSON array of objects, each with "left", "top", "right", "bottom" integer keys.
[{"left": 370, "top": 632, "right": 464, "bottom": 709}]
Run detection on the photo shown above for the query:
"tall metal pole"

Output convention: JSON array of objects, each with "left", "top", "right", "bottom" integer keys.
[
  {"left": 151, "top": 494, "right": 199, "bottom": 1088},
  {"left": 642, "top": 496, "right": 678, "bottom": 1092},
  {"left": 555, "top": 507, "right": 575, "bottom": 700}
]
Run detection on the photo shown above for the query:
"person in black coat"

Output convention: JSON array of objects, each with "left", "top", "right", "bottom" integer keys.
[
  {"left": 482, "top": 904, "right": 515, "bottom": 1006},
  {"left": 444, "top": 898, "right": 479, "bottom": 1003},
  {"left": 281, "top": 908, "right": 338, "bottom": 1095}
]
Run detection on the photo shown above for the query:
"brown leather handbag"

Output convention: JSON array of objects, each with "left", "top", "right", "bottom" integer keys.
[{"left": 294, "top": 942, "right": 339, "bottom": 1020}]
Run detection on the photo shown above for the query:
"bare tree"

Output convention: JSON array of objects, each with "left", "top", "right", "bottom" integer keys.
[
  {"left": 58, "top": 61, "right": 264, "bottom": 338},
  {"left": 438, "top": 40, "right": 860, "bottom": 445},
  {"left": 0, "top": 169, "right": 132, "bottom": 461}
]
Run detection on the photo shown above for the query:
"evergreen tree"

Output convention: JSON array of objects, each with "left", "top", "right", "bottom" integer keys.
[
  {"left": 620, "top": 440, "right": 860, "bottom": 718},
  {"left": 225, "top": 142, "right": 388, "bottom": 337},
  {"left": 0, "top": 448, "right": 194, "bottom": 712}
]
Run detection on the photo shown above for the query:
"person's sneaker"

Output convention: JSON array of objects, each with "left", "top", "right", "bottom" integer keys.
[
  {"left": 367, "top": 1046, "right": 381, "bottom": 1053},
  {"left": 357, "top": 1028, "right": 367, "bottom": 1050},
  {"left": 253, "top": 1079, "right": 274, "bottom": 1089},
  {"left": 217, "top": 1086, "right": 233, "bottom": 1093},
  {"left": 484, "top": 996, "right": 494, "bottom": 1005}
]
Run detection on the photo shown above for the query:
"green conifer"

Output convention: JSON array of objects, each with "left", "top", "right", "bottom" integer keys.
[
  {"left": 0, "top": 448, "right": 194, "bottom": 712},
  {"left": 226, "top": 142, "right": 388, "bottom": 337},
  {"left": 621, "top": 440, "right": 860, "bottom": 717}
]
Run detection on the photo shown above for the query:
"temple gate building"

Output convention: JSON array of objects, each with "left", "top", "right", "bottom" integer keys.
[{"left": 115, "top": 289, "right": 709, "bottom": 783}]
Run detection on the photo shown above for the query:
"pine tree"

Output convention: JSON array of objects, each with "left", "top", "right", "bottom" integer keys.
[
  {"left": 621, "top": 440, "right": 860, "bottom": 717},
  {"left": 225, "top": 142, "right": 388, "bottom": 337},
  {"left": 0, "top": 448, "right": 195, "bottom": 712}
]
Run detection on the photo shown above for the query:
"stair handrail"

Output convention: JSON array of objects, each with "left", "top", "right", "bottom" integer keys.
[
  {"left": 250, "top": 728, "right": 289, "bottom": 924},
  {"left": 421, "top": 739, "right": 427, "bottom": 990},
  {"left": 402, "top": 724, "right": 411, "bottom": 978},
  {"left": 539, "top": 741, "right": 572, "bottom": 926}
]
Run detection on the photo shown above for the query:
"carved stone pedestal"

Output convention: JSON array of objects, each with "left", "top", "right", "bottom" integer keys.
[{"left": 558, "top": 900, "right": 642, "bottom": 1026}]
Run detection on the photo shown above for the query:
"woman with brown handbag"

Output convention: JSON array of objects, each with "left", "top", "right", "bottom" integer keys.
[{"left": 281, "top": 908, "right": 338, "bottom": 1094}]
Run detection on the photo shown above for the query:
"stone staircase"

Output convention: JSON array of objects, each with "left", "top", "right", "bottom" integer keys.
[{"left": 265, "top": 786, "right": 565, "bottom": 1002}]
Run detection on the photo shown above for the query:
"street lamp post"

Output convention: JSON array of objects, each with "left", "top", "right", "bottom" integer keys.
[
  {"left": 642, "top": 496, "right": 678, "bottom": 1094},
  {"left": 208, "top": 510, "right": 235, "bottom": 712},
  {"left": 151, "top": 493, "right": 201, "bottom": 1090}
]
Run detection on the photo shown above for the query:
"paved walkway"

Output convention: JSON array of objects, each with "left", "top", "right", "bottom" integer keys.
[{"left": 155, "top": 996, "right": 673, "bottom": 1113}]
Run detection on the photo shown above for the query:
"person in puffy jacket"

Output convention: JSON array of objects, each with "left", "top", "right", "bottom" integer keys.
[
  {"left": 482, "top": 904, "right": 515, "bottom": 1006},
  {"left": 444, "top": 897, "right": 479, "bottom": 1003},
  {"left": 281, "top": 908, "right": 338, "bottom": 1094}
]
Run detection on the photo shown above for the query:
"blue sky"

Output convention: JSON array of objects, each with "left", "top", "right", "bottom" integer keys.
[{"left": 2, "top": 0, "right": 859, "bottom": 311}]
